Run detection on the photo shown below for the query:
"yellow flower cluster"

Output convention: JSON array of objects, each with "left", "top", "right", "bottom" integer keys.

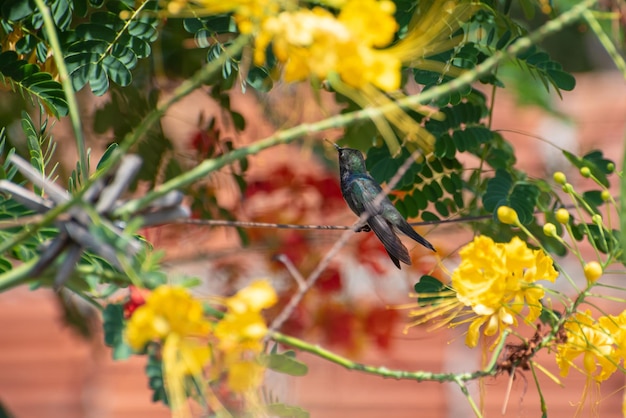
[
  {"left": 556, "top": 309, "right": 626, "bottom": 382},
  {"left": 163, "top": 0, "right": 476, "bottom": 155},
  {"left": 254, "top": 0, "right": 400, "bottom": 91},
  {"left": 126, "top": 286, "right": 212, "bottom": 368},
  {"left": 125, "top": 286, "right": 212, "bottom": 413},
  {"left": 215, "top": 279, "right": 278, "bottom": 392},
  {"left": 125, "top": 279, "right": 278, "bottom": 409},
  {"left": 452, "top": 236, "right": 558, "bottom": 347}
]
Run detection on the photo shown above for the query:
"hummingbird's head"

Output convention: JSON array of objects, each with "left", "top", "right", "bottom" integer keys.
[{"left": 336, "top": 146, "right": 367, "bottom": 174}]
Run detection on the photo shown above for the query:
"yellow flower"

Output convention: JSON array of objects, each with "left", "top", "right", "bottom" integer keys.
[
  {"left": 214, "top": 279, "right": 278, "bottom": 393},
  {"left": 556, "top": 311, "right": 617, "bottom": 382},
  {"left": 452, "top": 236, "right": 557, "bottom": 347},
  {"left": 599, "top": 310, "right": 626, "bottom": 361},
  {"left": 215, "top": 310, "right": 268, "bottom": 353},
  {"left": 162, "top": 334, "right": 212, "bottom": 413},
  {"left": 338, "top": 0, "right": 397, "bottom": 48},
  {"left": 125, "top": 286, "right": 212, "bottom": 416},
  {"left": 255, "top": 2, "right": 399, "bottom": 91},
  {"left": 167, "top": 0, "right": 477, "bottom": 156},
  {"left": 228, "top": 359, "right": 266, "bottom": 392},
  {"left": 126, "top": 286, "right": 211, "bottom": 350},
  {"left": 226, "top": 278, "right": 278, "bottom": 314}
]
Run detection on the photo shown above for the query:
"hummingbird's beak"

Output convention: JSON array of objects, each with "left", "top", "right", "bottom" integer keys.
[{"left": 324, "top": 138, "right": 342, "bottom": 151}]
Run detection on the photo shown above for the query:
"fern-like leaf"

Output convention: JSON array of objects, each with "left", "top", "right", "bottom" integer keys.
[
  {"left": 64, "top": 1, "right": 159, "bottom": 95},
  {"left": 0, "top": 51, "right": 68, "bottom": 117}
]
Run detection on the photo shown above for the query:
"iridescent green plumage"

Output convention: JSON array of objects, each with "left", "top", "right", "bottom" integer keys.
[{"left": 333, "top": 144, "right": 435, "bottom": 268}]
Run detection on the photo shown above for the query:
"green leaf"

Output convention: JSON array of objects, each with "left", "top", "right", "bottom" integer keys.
[
  {"left": 508, "top": 182, "right": 540, "bottom": 225},
  {"left": 434, "top": 200, "right": 450, "bottom": 217},
  {"left": 582, "top": 190, "right": 604, "bottom": 213},
  {"left": 0, "top": 399, "right": 14, "bottom": 418},
  {"left": 546, "top": 69, "right": 575, "bottom": 91},
  {"left": 366, "top": 145, "right": 422, "bottom": 189},
  {"left": 65, "top": 4, "right": 160, "bottom": 96},
  {"left": 96, "top": 143, "right": 119, "bottom": 170},
  {"left": 403, "top": 195, "right": 419, "bottom": 218},
  {"left": 102, "top": 304, "right": 132, "bottom": 360},
  {"left": 2, "top": 0, "right": 37, "bottom": 21},
  {"left": 146, "top": 347, "right": 168, "bottom": 405},
  {"left": 421, "top": 211, "right": 440, "bottom": 222},
  {"left": 264, "top": 352, "right": 308, "bottom": 376},
  {"left": 0, "top": 257, "right": 12, "bottom": 274},
  {"left": 0, "top": 51, "right": 68, "bottom": 117},
  {"left": 414, "top": 275, "right": 450, "bottom": 306},
  {"left": 563, "top": 150, "right": 613, "bottom": 187},
  {"left": 483, "top": 169, "right": 512, "bottom": 212}
]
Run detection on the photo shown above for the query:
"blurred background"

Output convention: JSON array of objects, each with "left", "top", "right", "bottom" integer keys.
[{"left": 1, "top": 2, "right": 626, "bottom": 417}]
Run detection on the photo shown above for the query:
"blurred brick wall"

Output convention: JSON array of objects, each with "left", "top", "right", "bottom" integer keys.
[{"left": 0, "top": 72, "right": 625, "bottom": 418}]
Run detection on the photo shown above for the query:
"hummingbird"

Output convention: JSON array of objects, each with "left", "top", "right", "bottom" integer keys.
[{"left": 332, "top": 143, "right": 435, "bottom": 269}]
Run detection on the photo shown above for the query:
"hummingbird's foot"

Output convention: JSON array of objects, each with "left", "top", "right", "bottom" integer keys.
[{"left": 356, "top": 225, "right": 371, "bottom": 233}]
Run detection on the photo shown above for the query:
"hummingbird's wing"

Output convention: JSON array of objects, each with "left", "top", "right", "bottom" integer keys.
[
  {"left": 368, "top": 214, "right": 411, "bottom": 267},
  {"left": 347, "top": 177, "right": 411, "bottom": 267},
  {"left": 394, "top": 216, "right": 437, "bottom": 252}
]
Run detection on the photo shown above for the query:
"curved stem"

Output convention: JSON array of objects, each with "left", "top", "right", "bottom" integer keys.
[
  {"left": 33, "top": 0, "right": 88, "bottom": 173},
  {"left": 269, "top": 330, "right": 509, "bottom": 383}
]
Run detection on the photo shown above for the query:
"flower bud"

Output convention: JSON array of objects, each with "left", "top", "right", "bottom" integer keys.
[
  {"left": 555, "top": 208, "right": 570, "bottom": 224},
  {"left": 583, "top": 261, "right": 603, "bottom": 284},
  {"left": 601, "top": 190, "right": 611, "bottom": 201},
  {"left": 580, "top": 167, "right": 591, "bottom": 178},
  {"left": 543, "top": 223, "right": 557, "bottom": 237},
  {"left": 497, "top": 206, "right": 518, "bottom": 225},
  {"left": 553, "top": 171, "right": 567, "bottom": 185}
]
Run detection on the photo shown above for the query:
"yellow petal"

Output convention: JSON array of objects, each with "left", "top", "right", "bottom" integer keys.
[
  {"left": 228, "top": 360, "right": 265, "bottom": 393},
  {"left": 466, "top": 316, "right": 487, "bottom": 348},
  {"left": 227, "top": 279, "right": 278, "bottom": 314}
]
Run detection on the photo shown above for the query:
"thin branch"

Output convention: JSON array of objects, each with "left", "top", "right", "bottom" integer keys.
[
  {"left": 583, "top": 9, "right": 626, "bottom": 80},
  {"left": 172, "top": 215, "right": 490, "bottom": 230},
  {"left": 273, "top": 254, "right": 306, "bottom": 291},
  {"left": 456, "top": 378, "right": 484, "bottom": 418},
  {"left": 269, "top": 329, "right": 509, "bottom": 384}
]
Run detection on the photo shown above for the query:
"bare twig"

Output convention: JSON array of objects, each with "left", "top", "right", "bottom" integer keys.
[{"left": 273, "top": 254, "right": 307, "bottom": 291}]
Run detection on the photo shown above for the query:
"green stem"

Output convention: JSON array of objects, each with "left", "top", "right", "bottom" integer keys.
[
  {"left": 583, "top": 9, "right": 626, "bottom": 80},
  {"left": 456, "top": 378, "right": 483, "bottom": 418},
  {"left": 0, "top": 259, "right": 38, "bottom": 292},
  {"left": 0, "top": 257, "right": 131, "bottom": 293},
  {"left": 530, "top": 362, "right": 548, "bottom": 417},
  {"left": 269, "top": 330, "right": 509, "bottom": 382},
  {"left": 113, "top": 0, "right": 597, "bottom": 218},
  {"left": 33, "top": 0, "right": 88, "bottom": 174}
]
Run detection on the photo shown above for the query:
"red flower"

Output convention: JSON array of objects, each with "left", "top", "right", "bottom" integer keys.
[
  {"left": 123, "top": 286, "right": 150, "bottom": 319},
  {"left": 315, "top": 266, "right": 343, "bottom": 294}
]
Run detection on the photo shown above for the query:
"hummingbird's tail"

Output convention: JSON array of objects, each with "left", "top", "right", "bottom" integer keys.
[
  {"left": 368, "top": 215, "right": 411, "bottom": 269},
  {"left": 396, "top": 219, "right": 436, "bottom": 252}
]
